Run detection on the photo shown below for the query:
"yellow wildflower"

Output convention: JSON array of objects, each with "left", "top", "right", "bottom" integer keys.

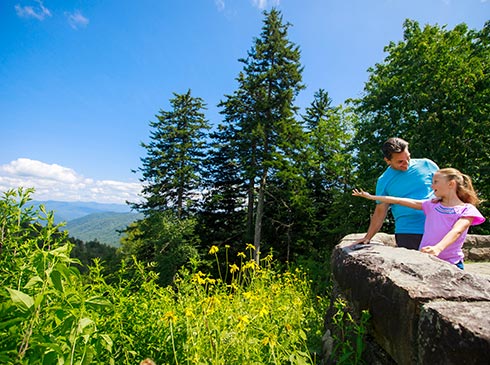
[
  {"left": 229, "top": 263, "right": 239, "bottom": 273},
  {"left": 162, "top": 311, "right": 177, "bottom": 324},
  {"left": 184, "top": 307, "right": 194, "bottom": 318},
  {"left": 262, "top": 253, "right": 273, "bottom": 262},
  {"left": 192, "top": 271, "right": 206, "bottom": 285},
  {"left": 242, "top": 260, "right": 259, "bottom": 271},
  {"left": 237, "top": 314, "right": 250, "bottom": 330},
  {"left": 246, "top": 243, "right": 255, "bottom": 251},
  {"left": 209, "top": 245, "right": 219, "bottom": 255},
  {"left": 259, "top": 305, "right": 269, "bottom": 317},
  {"left": 261, "top": 335, "right": 276, "bottom": 347}
]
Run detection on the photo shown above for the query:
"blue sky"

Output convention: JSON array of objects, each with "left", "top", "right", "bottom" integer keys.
[{"left": 1, "top": 0, "right": 488, "bottom": 204}]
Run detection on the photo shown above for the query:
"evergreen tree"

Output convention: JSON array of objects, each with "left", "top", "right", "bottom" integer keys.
[
  {"left": 217, "top": 9, "right": 305, "bottom": 261},
  {"left": 134, "top": 89, "right": 210, "bottom": 219},
  {"left": 301, "top": 89, "right": 354, "bottom": 247},
  {"left": 123, "top": 90, "right": 208, "bottom": 281},
  {"left": 198, "top": 120, "right": 247, "bottom": 250}
]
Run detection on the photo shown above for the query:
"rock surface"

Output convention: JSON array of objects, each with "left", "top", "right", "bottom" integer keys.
[{"left": 329, "top": 233, "right": 490, "bottom": 365}]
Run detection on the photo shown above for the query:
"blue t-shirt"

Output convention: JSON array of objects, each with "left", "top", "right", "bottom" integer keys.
[{"left": 376, "top": 158, "right": 438, "bottom": 234}]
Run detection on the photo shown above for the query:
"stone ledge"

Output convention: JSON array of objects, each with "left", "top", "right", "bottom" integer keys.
[
  {"left": 419, "top": 301, "right": 490, "bottom": 364},
  {"left": 329, "top": 233, "right": 490, "bottom": 365}
]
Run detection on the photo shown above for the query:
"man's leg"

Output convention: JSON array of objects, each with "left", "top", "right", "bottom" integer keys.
[{"left": 395, "top": 234, "right": 423, "bottom": 250}]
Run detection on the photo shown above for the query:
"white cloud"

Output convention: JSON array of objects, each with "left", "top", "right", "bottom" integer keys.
[
  {"left": 66, "top": 10, "right": 89, "bottom": 29},
  {"left": 15, "top": 0, "right": 51, "bottom": 20},
  {"left": 215, "top": 0, "right": 225, "bottom": 11},
  {"left": 0, "top": 158, "right": 141, "bottom": 204},
  {"left": 251, "top": 0, "right": 280, "bottom": 10}
]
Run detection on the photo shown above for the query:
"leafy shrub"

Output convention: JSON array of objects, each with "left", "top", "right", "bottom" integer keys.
[{"left": 0, "top": 188, "right": 330, "bottom": 364}]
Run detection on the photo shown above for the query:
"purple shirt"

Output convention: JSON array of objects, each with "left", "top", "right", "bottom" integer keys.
[{"left": 420, "top": 200, "right": 485, "bottom": 264}]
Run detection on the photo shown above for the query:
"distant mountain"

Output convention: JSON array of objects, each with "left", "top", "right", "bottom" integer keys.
[
  {"left": 63, "top": 212, "right": 144, "bottom": 247},
  {"left": 27, "top": 200, "right": 133, "bottom": 223},
  {"left": 24, "top": 200, "right": 142, "bottom": 247}
]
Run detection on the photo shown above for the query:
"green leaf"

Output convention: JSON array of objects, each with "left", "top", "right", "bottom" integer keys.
[
  {"left": 7, "top": 288, "right": 34, "bottom": 311},
  {"left": 50, "top": 269, "right": 64, "bottom": 292},
  {"left": 0, "top": 317, "right": 24, "bottom": 330},
  {"left": 77, "top": 317, "right": 95, "bottom": 334},
  {"left": 100, "top": 334, "right": 113, "bottom": 352},
  {"left": 85, "top": 296, "right": 111, "bottom": 310},
  {"left": 24, "top": 275, "right": 43, "bottom": 289}
]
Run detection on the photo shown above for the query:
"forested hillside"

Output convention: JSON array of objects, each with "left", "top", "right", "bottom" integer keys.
[{"left": 64, "top": 211, "right": 143, "bottom": 247}]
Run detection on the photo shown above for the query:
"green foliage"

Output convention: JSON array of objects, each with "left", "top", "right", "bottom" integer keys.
[
  {"left": 330, "top": 298, "right": 370, "bottom": 364},
  {"left": 70, "top": 237, "right": 121, "bottom": 277},
  {"left": 119, "top": 210, "right": 200, "bottom": 287},
  {"left": 0, "top": 188, "right": 112, "bottom": 364},
  {"left": 1, "top": 189, "right": 332, "bottom": 364},
  {"left": 351, "top": 19, "right": 490, "bottom": 233},
  {"left": 299, "top": 89, "right": 355, "bottom": 246}
]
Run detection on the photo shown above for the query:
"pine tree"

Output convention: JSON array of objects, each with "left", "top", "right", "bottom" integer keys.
[
  {"left": 218, "top": 9, "right": 305, "bottom": 261},
  {"left": 301, "top": 89, "right": 353, "bottom": 245},
  {"left": 198, "top": 119, "right": 247, "bottom": 249},
  {"left": 134, "top": 89, "right": 210, "bottom": 219}
]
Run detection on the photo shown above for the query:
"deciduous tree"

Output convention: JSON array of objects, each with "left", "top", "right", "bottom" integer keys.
[{"left": 351, "top": 20, "right": 490, "bottom": 232}]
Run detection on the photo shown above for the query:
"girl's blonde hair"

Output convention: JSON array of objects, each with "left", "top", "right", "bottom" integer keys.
[{"left": 438, "top": 168, "right": 482, "bottom": 206}]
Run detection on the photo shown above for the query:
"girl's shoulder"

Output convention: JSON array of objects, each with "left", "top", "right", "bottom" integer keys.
[
  {"left": 460, "top": 203, "right": 486, "bottom": 226},
  {"left": 422, "top": 198, "right": 440, "bottom": 207}
]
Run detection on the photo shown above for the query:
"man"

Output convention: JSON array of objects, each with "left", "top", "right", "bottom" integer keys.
[{"left": 356, "top": 137, "right": 439, "bottom": 249}]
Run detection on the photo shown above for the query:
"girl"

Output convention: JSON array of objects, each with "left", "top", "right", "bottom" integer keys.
[{"left": 352, "top": 168, "right": 485, "bottom": 269}]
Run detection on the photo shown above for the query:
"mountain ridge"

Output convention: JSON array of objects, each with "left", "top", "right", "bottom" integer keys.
[
  {"left": 63, "top": 211, "right": 143, "bottom": 247},
  {"left": 27, "top": 200, "right": 134, "bottom": 222},
  {"left": 25, "top": 200, "right": 141, "bottom": 247}
]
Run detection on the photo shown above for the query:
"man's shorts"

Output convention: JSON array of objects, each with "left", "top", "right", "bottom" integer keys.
[{"left": 395, "top": 234, "right": 423, "bottom": 250}]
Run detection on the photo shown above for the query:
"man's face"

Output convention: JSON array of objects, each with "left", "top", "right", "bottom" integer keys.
[{"left": 384, "top": 149, "right": 410, "bottom": 171}]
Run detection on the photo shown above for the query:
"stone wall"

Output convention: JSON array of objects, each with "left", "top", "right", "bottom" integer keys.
[{"left": 327, "top": 233, "right": 490, "bottom": 365}]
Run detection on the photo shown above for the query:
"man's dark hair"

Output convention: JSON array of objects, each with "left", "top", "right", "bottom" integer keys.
[{"left": 382, "top": 138, "right": 409, "bottom": 159}]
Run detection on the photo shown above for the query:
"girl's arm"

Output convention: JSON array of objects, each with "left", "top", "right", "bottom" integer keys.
[
  {"left": 420, "top": 217, "right": 473, "bottom": 256},
  {"left": 352, "top": 189, "right": 423, "bottom": 210}
]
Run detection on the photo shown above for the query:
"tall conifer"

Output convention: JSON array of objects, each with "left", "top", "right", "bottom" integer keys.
[
  {"left": 134, "top": 89, "right": 210, "bottom": 219},
  {"left": 218, "top": 9, "right": 305, "bottom": 260}
]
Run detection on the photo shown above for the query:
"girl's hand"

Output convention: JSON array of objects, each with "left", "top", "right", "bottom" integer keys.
[
  {"left": 420, "top": 245, "right": 442, "bottom": 256},
  {"left": 352, "top": 189, "right": 372, "bottom": 199}
]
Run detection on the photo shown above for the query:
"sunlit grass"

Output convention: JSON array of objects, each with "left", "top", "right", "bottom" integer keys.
[{"left": 101, "top": 244, "right": 329, "bottom": 364}]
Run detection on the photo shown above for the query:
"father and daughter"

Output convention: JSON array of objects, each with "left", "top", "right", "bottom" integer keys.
[{"left": 353, "top": 138, "right": 485, "bottom": 270}]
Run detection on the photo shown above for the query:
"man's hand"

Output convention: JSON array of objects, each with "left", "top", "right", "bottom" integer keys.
[{"left": 354, "top": 236, "right": 371, "bottom": 244}]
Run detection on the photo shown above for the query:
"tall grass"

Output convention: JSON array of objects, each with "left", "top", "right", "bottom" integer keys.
[{"left": 0, "top": 188, "right": 331, "bottom": 364}]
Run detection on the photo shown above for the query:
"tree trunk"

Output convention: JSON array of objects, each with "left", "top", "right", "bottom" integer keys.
[
  {"left": 253, "top": 169, "right": 267, "bottom": 263},
  {"left": 246, "top": 178, "right": 255, "bottom": 244}
]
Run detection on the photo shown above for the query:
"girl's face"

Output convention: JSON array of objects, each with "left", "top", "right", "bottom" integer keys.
[{"left": 431, "top": 172, "right": 451, "bottom": 198}]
